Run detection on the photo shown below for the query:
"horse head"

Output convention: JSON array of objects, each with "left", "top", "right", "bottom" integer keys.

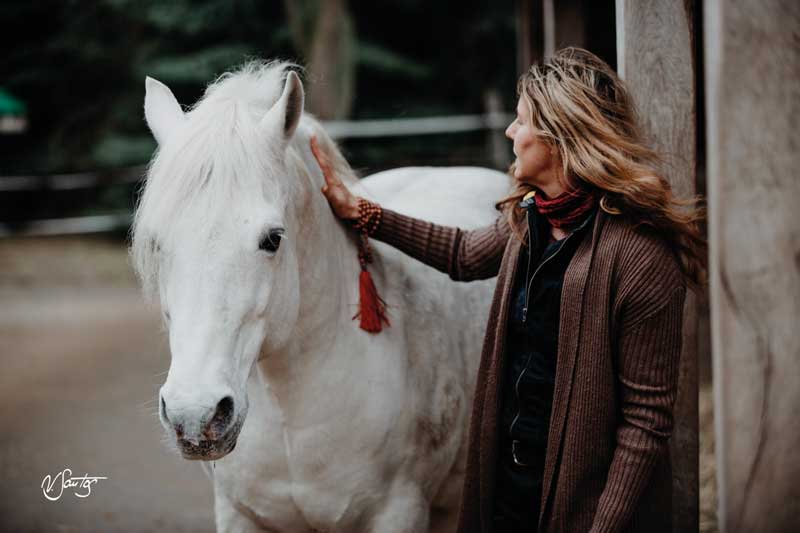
[{"left": 132, "top": 62, "right": 312, "bottom": 460}]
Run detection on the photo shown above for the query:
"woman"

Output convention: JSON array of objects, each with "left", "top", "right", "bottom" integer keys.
[{"left": 311, "top": 47, "right": 705, "bottom": 533}]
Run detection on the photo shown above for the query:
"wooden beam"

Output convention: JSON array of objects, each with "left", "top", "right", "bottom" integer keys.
[
  {"left": 545, "top": 0, "right": 616, "bottom": 68},
  {"left": 516, "top": 0, "right": 544, "bottom": 75},
  {"left": 516, "top": 0, "right": 532, "bottom": 74},
  {"left": 616, "top": 1, "right": 699, "bottom": 531},
  {"left": 543, "top": 0, "right": 585, "bottom": 59},
  {"left": 543, "top": 0, "right": 556, "bottom": 59},
  {"left": 704, "top": 1, "right": 800, "bottom": 531}
]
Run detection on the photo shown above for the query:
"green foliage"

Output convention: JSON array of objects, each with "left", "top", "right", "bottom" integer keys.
[
  {"left": 0, "top": 88, "right": 27, "bottom": 115},
  {"left": 0, "top": 0, "right": 291, "bottom": 174},
  {"left": 357, "top": 43, "right": 431, "bottom": 79},
  {"left": 0, "top": 0, "right": 516, "bottom": 179},
  {"left": 138, "top": 45, "right": 259, "bottom": 84},
  {"left": 91, "top": 135, "right": 156, "bottom": 168}
]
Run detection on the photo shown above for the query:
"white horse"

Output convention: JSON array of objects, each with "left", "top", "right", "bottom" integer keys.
[{"left": 132, "top": 61, "right": 510, "bottom": 533}]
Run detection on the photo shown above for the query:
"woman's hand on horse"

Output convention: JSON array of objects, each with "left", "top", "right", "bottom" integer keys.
[{"left": 310, "top": 136, "right": 360, "bottom": 221}]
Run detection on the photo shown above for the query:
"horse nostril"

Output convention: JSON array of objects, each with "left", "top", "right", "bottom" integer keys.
[
  {"left": 215, "top": 396, "right": 234, "bottom": 425},
  {"left": 204, "top": 396, "right": 234, "bottom": 438},
  {"left": 160, "top": 395, "right": 170, "bottom": 423}
]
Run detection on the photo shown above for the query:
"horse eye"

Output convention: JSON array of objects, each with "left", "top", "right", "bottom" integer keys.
[{"left": 259, "top": 228, "right": 284, "bottom": 253}]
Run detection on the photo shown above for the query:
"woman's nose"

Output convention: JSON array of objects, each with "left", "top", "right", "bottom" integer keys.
[{"left": 505, "top": 123, "right": 514, "bottom": 140}]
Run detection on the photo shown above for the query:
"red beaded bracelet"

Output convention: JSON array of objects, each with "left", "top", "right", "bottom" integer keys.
[{"left": 352, "top": 197, "right": 382, "bottom": 237}]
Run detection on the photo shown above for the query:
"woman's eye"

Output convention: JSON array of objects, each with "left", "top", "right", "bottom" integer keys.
[{"left": 259, "top": 228, "right": 284, "bottom": 253}]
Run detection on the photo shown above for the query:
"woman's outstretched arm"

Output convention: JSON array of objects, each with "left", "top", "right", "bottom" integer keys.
[
  {"left": 371, "top": 208, "right": 510, "bottom": 282},
  {"left": 311, "top": 136, "right": 511, "bottom": 281}
]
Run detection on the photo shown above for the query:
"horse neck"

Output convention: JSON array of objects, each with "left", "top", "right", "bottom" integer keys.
[
  {"left": 256, "top": 134, "right": 368, "bottom": 403},
  {"left": 291, "top": 134, "right": 360, "bottom": 323}
]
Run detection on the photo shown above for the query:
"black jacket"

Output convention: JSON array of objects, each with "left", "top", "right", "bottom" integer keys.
[{"left": 493, "top": 201, "right": 596, "bottom": 529}]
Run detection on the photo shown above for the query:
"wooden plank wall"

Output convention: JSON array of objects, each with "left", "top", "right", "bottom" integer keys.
[
  {"left": 704, "top": 1, "right": 800, "bottom": 531},
  {"left": 616, "top": 1, "right": 700, "bottom": 531}
]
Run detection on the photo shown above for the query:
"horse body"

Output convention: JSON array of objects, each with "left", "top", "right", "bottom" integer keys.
[
  {"left": 209, "top": 165, "right": 505, "bottom": 533},
  {"left": 133, "top": 61, "right": 509, "bottom": 532}
]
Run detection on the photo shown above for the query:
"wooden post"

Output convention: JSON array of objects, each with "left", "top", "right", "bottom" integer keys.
[
  {"left": 543, "top": 0, "right": 556, "bottom": 59},
  {"left": 518, "top": 0, "right": 615, "bottom": 71},
  {"left": 516, "top": 0, "right": 532, "bottom": 74},
  {"left": 516, "top": 0, "right": 544, "bottom": 75},
  {"left": 616, "top": 1, "right": 699, "bottom": 531},
  {"left": 483, "top": 89, "right": 509, "bottom": 170},
  {"left": 544, "top": 0, "right": 617, "bottom": 68},
  {"left": 704, "top": 1, "right": 800, "bottom": 531},
  {"left": 543, "top": 0, "right": 585, "bottom": 59}
]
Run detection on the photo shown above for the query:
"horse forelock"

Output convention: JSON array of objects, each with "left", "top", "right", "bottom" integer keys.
[
  {"left": 131, "top": 61, "right": 298, "bottom": 295},
  {"left": 131, "top": 59, "right": 356, "bottom": 299}
]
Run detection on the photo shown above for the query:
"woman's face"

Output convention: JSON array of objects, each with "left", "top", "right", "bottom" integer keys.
[{"left": 505, "top": 97, "right": 560, "bottom": 187}]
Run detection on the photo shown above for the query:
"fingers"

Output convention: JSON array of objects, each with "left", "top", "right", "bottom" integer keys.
[
  {"left": 310, "top": 135, "right": 323, "bottom": 161},
  {"left": 310, "top": 136, "right": 326, "bottom": 168},
  {"left": 310, "top": 136, "right": 330, "bottom": 171},
  {"left": 310, "top": 135, "right": 338, "bottom": 187}
]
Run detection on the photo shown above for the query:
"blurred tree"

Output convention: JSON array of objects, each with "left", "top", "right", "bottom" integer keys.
[
  {"left": 0, "top": 0, "right": 292, "bottom": 174},
  {"left": 0, "top": 0, "right": 516, "bottom": 178},
  {"left": 285, "top": 0, "right": 356, "bottom": 120}
]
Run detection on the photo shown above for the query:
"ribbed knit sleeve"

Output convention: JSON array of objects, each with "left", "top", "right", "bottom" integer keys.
[
  {"left": 371, "top": 207, "right": 511, "bottom": 281},
  {"left": 590, "top": 283, "right": 685, "bottom": 533}
]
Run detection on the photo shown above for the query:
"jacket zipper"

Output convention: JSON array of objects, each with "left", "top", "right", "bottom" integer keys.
[
  {"left": 521, "top": 209, "right": 535, "bottom": 322},
  {"left": 510, "top": 210, "right": 576, "bottom": 440},
  {"left": 521, "top": 213, "right": 575, "bottom": 323},
  {"left": 509, "top": 352, "right": 535, "bottom": 438}
]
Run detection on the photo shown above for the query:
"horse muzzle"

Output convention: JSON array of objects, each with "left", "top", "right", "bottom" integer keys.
[
  {"left": 175, "top": 417, "right": 243, "bottom": 461},
  {"left": 159, "top": 391, "right": 246, "bottom": 461}
]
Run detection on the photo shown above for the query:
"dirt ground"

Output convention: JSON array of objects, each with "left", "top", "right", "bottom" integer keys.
[
  {"left": 0, "top": 236, "right": 718, "bottom": 532},
  {"left": 0, "top": 237, "right": 214, "bottom": 533}
]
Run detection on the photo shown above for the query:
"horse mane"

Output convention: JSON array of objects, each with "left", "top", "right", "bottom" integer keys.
[{"left": 131, "top": 59, "right": 356, "bottom": 299}]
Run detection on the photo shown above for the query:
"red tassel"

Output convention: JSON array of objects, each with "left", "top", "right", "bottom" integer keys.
[
  {"left": 351, "top": 204, "right": 389, "bottom": 334},
  {"left": 353, "top": 269, "right": 390, "bottom": 333}
]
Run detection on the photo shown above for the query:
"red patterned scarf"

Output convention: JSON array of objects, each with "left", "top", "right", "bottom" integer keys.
[{"left": 534, "top": 186, "right": 599, "bottom": 229}]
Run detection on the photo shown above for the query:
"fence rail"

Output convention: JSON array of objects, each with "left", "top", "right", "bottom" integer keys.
[
  {"left": 0, "top": 112, "right": 512, "bottom": 237},
  {"left": 0, "top": 213, "right": 133, "bottom": 238},
  {"left": 0, "top": 166, "right": 143, "bottom": 192},
  {"left": 324, "top": 112, "right": 512, "bottom": 139}
]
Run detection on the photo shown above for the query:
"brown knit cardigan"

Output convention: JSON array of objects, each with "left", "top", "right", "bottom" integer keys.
[{"left": 371, "top": 205, "right": 685, "bottom": 533}]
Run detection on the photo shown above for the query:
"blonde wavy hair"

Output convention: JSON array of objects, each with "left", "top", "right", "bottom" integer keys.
[{"left": 497, "top": 47, "right": 706, "bottom": 288}]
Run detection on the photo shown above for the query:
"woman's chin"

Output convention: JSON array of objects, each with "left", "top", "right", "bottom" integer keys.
[
  {"left": 514, "top": 169, "right": 546, "bottom": 188},
  {"left": 512, "top": 163, "right": 533, "bottom": 182},
  {"left": 515, "top": 173, "right": 537, "bottom": 186}
]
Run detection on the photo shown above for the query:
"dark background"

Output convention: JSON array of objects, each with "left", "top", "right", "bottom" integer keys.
[{"left": 0, "top": 0, "right": 521, "bottom": 224}]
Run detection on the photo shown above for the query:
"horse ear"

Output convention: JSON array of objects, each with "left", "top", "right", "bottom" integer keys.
[
  {"left": 144, "top": 76, "right": 186, "bottom": 145},
  {"left": 261, "top": 71, "right": 304, "bottom": 142}
]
